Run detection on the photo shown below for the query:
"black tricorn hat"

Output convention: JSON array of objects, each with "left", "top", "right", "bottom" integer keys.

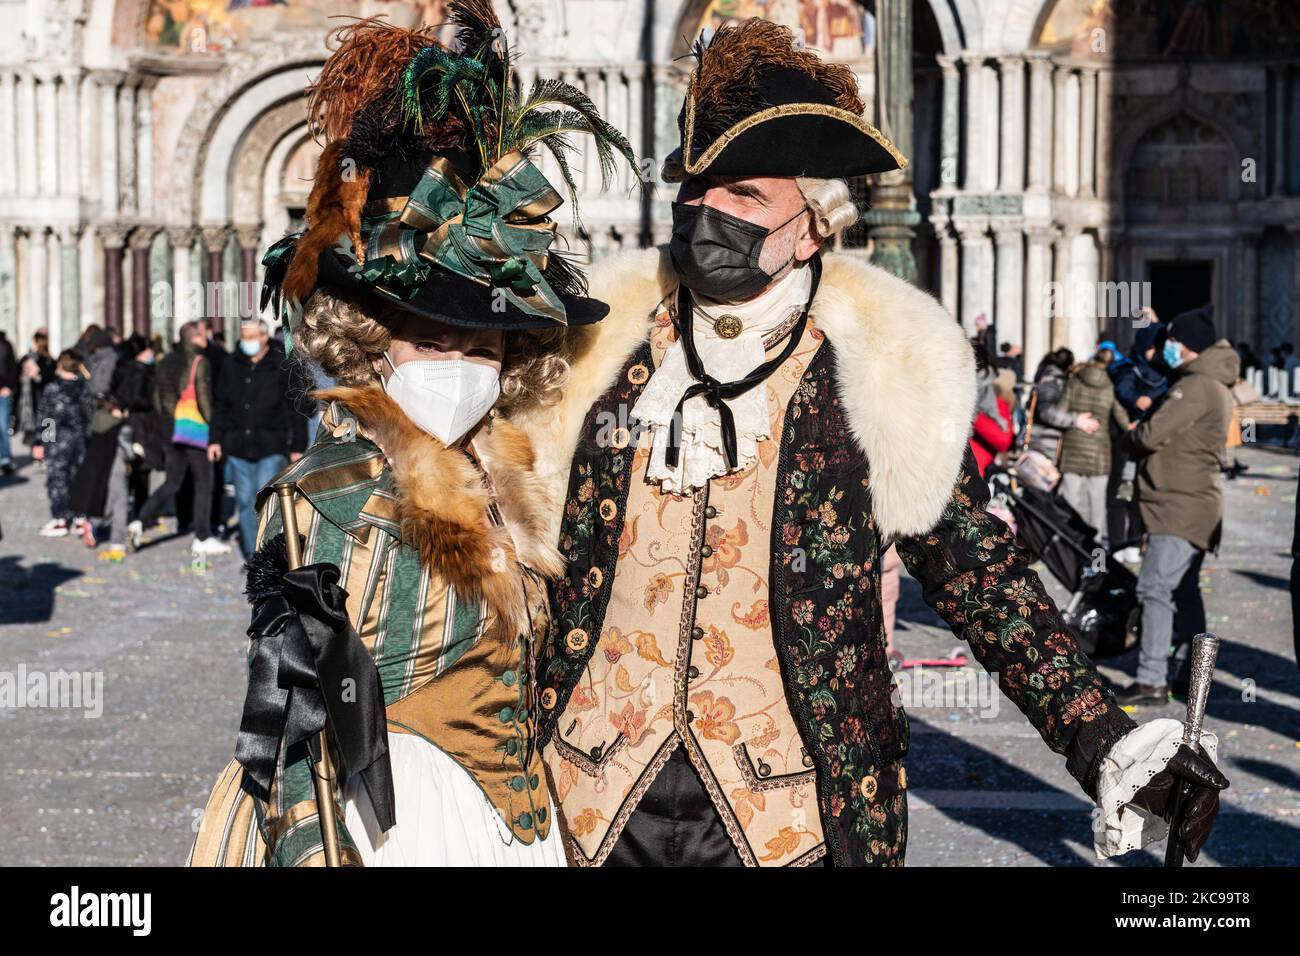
[{"left": 666, "top": 19, "right": 906, "bottom": 181}]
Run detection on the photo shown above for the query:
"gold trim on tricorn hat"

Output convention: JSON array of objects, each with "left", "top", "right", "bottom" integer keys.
[{"left": 681, "top": 96, "right": 908, "bottom": 176}]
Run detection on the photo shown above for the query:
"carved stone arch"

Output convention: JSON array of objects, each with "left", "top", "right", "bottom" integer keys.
[
  {"left": 1109, "top": 106, "right": 1249, "bottom": 203},
  {"left": 230, "top": 101, "right": 317, "bottom": 226},
  {"left": 928, "top": 0, "right": 982, "bottom": 53},
  {"left": 998, "top": 0, "right": 1058, "bottom": 52},
  {"left": 165, "top": 34, "right": 330, "bottom": 223}
]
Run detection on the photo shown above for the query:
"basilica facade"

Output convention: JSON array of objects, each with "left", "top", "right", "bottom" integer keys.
[{"left": 2, "top": 0, "right": 1298, "bottom": 376}]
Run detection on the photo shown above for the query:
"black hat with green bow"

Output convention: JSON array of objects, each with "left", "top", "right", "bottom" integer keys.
[{"left": 262, "top": 4, "right": 640, "bottom": 339}]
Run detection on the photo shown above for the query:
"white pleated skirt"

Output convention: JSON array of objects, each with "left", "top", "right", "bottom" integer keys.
[{"left": 341, "top": 732, "right": 567, "bottom": 867}]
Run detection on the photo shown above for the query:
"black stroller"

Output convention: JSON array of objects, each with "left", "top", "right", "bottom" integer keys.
[{"left": 986, "top": 468, "right": 1139, "bottom": 658}]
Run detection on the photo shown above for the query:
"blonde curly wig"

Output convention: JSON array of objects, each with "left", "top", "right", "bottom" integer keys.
[{"left": 294, "top": 292, "right": 571, "bottom": 413}]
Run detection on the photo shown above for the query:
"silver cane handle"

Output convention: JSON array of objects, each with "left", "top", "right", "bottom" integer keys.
[{"left": 1181, "top": 633, "right": 1219, "bottom": 750}]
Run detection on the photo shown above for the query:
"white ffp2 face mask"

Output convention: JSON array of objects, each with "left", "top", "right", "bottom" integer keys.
[{"left": 381, "top": 352, "right": 502, "bottom": 446}]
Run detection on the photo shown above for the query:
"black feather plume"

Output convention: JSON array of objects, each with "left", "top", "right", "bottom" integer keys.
[{"left": 242, "top": 533, "right": 297, "bottom": 605}]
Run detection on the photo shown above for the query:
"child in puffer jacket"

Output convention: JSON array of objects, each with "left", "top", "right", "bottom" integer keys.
[{"left": 33, "top": 349, "right": 91, "bottom": 536}]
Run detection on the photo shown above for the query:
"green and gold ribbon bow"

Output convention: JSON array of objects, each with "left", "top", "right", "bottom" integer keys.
[{"left": 361, "top": 150, "right": 568, "bottom": 323}]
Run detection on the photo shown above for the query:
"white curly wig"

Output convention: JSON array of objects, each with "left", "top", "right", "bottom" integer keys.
[{"left": 794, "top": 177, "right": 860, "bottom": 240}]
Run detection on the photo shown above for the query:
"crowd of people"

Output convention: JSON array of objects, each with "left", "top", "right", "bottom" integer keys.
[
  {"left": 0, "top": 317, "right": 308, "bottom": 561},
  {"left": 963, "top": 306, "right": 1246, "bottom": 706}
]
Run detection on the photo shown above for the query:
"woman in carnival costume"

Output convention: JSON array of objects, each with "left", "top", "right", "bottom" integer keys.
[{"left": 189, "top": 2, "right": 637, "bottom": 866}]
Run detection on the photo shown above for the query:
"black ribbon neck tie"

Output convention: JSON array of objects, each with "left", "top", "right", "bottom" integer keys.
[
  {"left": 666, "top": 255, "right": 823, "bottom": 472},
  {"left": 235, "top": 562, "right": 396, "bottom": 833}
]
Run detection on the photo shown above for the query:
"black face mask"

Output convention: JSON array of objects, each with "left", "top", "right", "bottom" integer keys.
[{"left": 669, "top": 201, "right": 806, "bottom": 302}]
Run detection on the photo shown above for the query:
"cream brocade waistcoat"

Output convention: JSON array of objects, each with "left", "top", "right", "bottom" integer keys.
[{"left": 545, "top": 299, "right": 828, "bottom": 867}]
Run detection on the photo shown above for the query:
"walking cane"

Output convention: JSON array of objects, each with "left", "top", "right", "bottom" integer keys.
[
  {"left": 274, "top": 480, "right": 344, "bottom": 868},
  {"left": 1164, "top": 632, "right": 1218, "bottom": 868}
]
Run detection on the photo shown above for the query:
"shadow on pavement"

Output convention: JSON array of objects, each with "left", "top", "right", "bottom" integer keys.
[
  {"left": 906, "top": 712, "right": 1298, "bottom": 866},
  {"left": 0, "top": 556, "right": 84, "bottom": 625},
  {"left": 1231, "top": 570, "right": 1292, "bottom": 590}
]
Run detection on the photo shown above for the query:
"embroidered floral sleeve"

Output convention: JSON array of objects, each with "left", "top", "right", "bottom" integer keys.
[{"left": 893, "top": 452, "right": 1136, "bottom": 797}]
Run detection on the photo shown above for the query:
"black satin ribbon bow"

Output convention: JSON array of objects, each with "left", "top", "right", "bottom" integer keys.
[
  {"left": 665, "top": 254, "right": 823, "bottom": 472},
  {"left": 234, "top": 562, "right": 396, "bottom": 833}
]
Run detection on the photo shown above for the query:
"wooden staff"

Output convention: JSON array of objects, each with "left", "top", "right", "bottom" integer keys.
[{"left": 274, "top": 481, "right": 343, "bottom": 868}]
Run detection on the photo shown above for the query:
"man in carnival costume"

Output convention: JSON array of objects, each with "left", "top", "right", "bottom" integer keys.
[{"left": 511, "top": 19, "right": 1230, "bottom": 867}]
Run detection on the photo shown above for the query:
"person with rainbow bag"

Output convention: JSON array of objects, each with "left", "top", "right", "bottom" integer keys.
[{"left": 128, "top": 319, "right": 231, "bottom": 556}]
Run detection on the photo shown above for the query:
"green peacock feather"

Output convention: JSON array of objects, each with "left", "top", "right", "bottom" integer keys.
[
  {"left": 505, "top": 78, "right": 638, "bottom": 189},
  {"left": 400, "top": 28, "right": 642, "bottom": 225}
]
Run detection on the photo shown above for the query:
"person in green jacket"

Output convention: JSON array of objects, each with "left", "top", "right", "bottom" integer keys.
[
  {"left": 1119, "top": 309, "right": 1238, "bottom": 705},
  {"left": 1056, "top": 347, "right": 1131, "bottom": 546}
]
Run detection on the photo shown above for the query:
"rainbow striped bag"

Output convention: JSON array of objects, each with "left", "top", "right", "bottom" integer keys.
[{"left": 171, "top": 355, "right": 210, "bottom": 448}]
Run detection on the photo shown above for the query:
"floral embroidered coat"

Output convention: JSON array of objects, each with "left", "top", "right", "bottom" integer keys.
[{"left": 512, "top": 248, "right": 1138, "bottom": 867}]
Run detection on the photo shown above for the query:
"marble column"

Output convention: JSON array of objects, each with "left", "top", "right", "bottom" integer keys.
[
  {"left": 167, "top": 226, "right": 196, "bottom": 334},
  {"left": 961, "top": 54, "right": 985, "bottom": 191},
  {"left": 118, "top": 80, "right": 138, "bottom": 217},
  {"left": 979, "top": 60, "right": 1000, "bottom": 192},
  {"left": 16, "top": 71, "right": 37, "bottom": 197},
  {"left": 930, "top": 214, "right": 960, "bottom": 317},
  {"left": 1063, "top": 71, "right": 1081, "bottom": 197},
  {"left": 994, "top": 225, "right": 1025, "bottom": 347},
  {"left": 1024, "top": 227, "right": 1054, "bottom": 375},
  {"left": 235, "top": 224, "right": 260, "bottom": 284},
  {"left": 98, "top": 73, "right": 122, "bottom": 218},
  {"left": 936, "top": 55, "right": 961, "bottom": 189},
  {"left": 955, "top": 217, "right": 993, "bottom": 334},
  {"left": 45, "top": 230, "right": 61, "bottom": 352},
  {"left": 1240, "top": 230, "right": 1260, "bottom": 348},
  {"left": 1052, "top": 66, "right": 1069, "bottom": 195},
  {"left": 0, "top": 71, "right": 17, "bottom": 200},
  {"left": 1079, "top": 67, "right": 1098, "bottom": 198},
  {"left": 1051, "top": 227, "right": 1076, "bottom": 348},
  {"left": 136, "top": 79, "right": 155, "bottom": 218},
  {"left": 57, "top": 227, "right": 82, "bottom": 350},
  {"left": 997, "top": 56, "right": 1026, "bottom": 194},
  {"left": 1096, "top": 228, "right": 1123, "bottom": 341},
  {"left": 101, "top": 225, "right": 129, "bottom": 334},
  {"left": 80, "top": 228, "right": 98, "bottom": 336},
  {"left": 36, "top": 68, "right": 58, "bottom": 197},
  {"left": 0, "top": 226, "right": 16, "bottom": 344},
  {"left": 129, "top": 227, "right": 156, "bottom": 337},
  {"left": 23, "top": 228, "right": 48, "bottom": 350},
  {"left": 867, "top": 0, "right": 921, "bottom": 283},
  {"left": 80, "top": 73, "right": 99, "bottom": 207},
  {"left": 1271, "top": 67, "right": 1288, "bottom": 197},
  {"left": 234, "top": 224, "right": 262, "bottom": 322},
  {"left": 60, "top": 69, "right": 81, "bottom": 198},
  {"left": 1094, "top": 68, "right": 1114, "bottom": 199},
  {"left": 202, "top": 227, "right": 229, "bottom": 337}
]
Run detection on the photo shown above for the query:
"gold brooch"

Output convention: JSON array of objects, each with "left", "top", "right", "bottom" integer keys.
[{"left": 713, "top": 314, "right": 743, "bottom": 339}]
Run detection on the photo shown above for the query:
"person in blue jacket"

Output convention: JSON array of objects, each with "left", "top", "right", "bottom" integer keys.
[
  {"left": 1103, "top": 320, "right": 1170, "bottom": 557},
  {"left": 1110, "top": 320, "right": 1170, "bottom": 419}
]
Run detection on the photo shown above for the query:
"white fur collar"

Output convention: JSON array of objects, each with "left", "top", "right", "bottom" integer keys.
[{"left": 513, "top": 246, "right": 976, "bottom": 541}]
